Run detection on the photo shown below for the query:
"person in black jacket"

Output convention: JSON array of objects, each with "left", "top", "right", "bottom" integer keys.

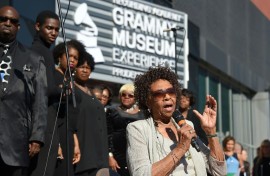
[
  {"left": 179, "top": 89, "right": 212, "bottom": 176},
  {"left": 73, "top": 52, "right": 111, "bottom": 176},
  {"left": 31, "top": 10, "right": 60, "bottom": 100},
  {"left": 53, "top": 39, "right": 84, "bottom": 176},
  {"left": 253, "top": 139, "right": 270, "bottom": 176},
  {"left": 240, "top": 149, "right": 251, "bottom": 176},
  {"left": 106, "top": 83, "right": 144, "bottom": 176},
  {"left": 28, "top": 10, "right": 60, "bottom": 176},
  {"left": 0, "top": 6, "right": 47, "bottom": 176},
  {"left": 179, "top": 89, "right": 208, "bottom": 145}
]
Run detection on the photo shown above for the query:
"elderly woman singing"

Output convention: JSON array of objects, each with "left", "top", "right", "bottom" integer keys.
[{"left": 126, "top": 66, "right": 226, "bottom": 176}]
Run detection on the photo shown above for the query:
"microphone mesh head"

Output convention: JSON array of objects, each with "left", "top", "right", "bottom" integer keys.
[
  {"left": 172, "top": 109, "right": 185, "bottom": 125},
  {"left": 172, "top": 109, "right": 181, "bottom": 118}
]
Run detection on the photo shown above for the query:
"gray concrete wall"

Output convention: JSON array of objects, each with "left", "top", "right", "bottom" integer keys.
[
  {"left": 173, "top": 0, "right": 270, "bottom": 92},
  {"left": 251, "top": 92, "right": 270, "bottom": 149}
]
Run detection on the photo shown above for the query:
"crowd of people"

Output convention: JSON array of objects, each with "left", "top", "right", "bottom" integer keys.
[
  {"left": 0, "top": 6, "right": 110, "bottom": 176},
  {"left": 222, "top": 135, "right": 270, "bottom": 176},
  {"left": 1, "top": 5, "right": 270, "bottom": 176}
]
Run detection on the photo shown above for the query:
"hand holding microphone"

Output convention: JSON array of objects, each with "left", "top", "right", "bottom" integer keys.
[{"left": 172, "top": 110, "right": 201, "bottom": 152}]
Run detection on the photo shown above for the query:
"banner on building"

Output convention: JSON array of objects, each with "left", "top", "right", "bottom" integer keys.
[{"left": 56, "top": 0, "right": 188, "bottom": 85}]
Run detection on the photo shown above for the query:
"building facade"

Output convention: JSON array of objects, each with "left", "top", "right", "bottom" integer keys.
[
  {"left": 4, "top": 0, "right": 270, "bottom": 163},
  {"left": 172, "top": 0, "right": 270, "bottom": 162}
]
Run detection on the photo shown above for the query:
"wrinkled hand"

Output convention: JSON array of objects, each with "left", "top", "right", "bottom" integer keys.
[
  {"left": 176, "top": 124, "right": 197, "bottom": 152},
  {"left": 193, "top": 95, "right": 217, "bottom": 134},
  {"left": 73, "top": 144, "right": 81, "bottom": 164},
  {"left": 109, "top": 156, "right": 120, "bottom": 172},
  {"left": 29, "top": 142, "right": 41, "bottom": 158}
]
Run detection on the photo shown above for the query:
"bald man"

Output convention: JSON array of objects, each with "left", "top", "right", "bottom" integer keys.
[{"left": 0, "top": 6, "right": 47, "bottom": 176}]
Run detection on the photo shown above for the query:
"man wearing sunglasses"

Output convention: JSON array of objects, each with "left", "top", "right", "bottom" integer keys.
[{"left": 0, "top": 6, "right": 47, "bottom": 176}]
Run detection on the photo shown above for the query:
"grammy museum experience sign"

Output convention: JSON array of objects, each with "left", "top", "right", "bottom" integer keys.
[{"left": 57, "top": 0, "right": 188, "bottom": 85}]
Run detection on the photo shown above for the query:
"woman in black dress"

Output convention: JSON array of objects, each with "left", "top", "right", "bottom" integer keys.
[
  {"left": 179, "top": 89, "right": 208, "bottom": 145},
  {"left": 73, "top": 52, "right": 110, "bottom": 176},
  {"left": 53, "top": 39, "right": 85, "bottom": 176},
  {"left": 107, "top": 83, "right": 145, "bottom": 176}
]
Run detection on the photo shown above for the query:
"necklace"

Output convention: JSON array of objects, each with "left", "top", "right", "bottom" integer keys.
[
  {"left": 153, "top": 119, "right": 174, "bottom": 127},
  {"left": 119, "top": 104, "right": 137, "bottom": 113},
  {"left": 155, "top": 120, "right": 178, "bottom": 142},
  {"left": 153, "top": 119, "right": 192, "bottom": 175},
  {"left": 153, "top": 118, "right": 177, "bottom": 175},
  {"left": 155, "top": 126, "right": 177, "bottom": 176}
]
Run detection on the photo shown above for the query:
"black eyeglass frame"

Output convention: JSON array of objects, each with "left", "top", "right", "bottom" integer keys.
[
  {"left": 150, "top": 87, "right": 177, "bottom": 100},
  {"left": 0, "top": 16, "right": 19, "bottom": 25}
]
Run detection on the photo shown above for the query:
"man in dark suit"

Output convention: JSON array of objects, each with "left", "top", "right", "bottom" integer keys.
[{"left": 0, "top": 6, "right": 47, "bottom": 176}]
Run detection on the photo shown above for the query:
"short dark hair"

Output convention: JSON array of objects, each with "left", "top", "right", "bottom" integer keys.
[
  {"left": 91, "top": 86, "right": 102, "bottom": 95},
  {"left": 36, "top": 10, "right": 59, "bottom": 25},
  {"left": 77, "top": 51, "right": 95, "bottom": 71},
  {"left": 53, "top": 39, "right": 86, "bottom": 64},
  {"left": 181, "top": 88, "right": 196, "bottom": 107},
  {"left": 134, "top": 66, "right": 181, "bottom": 118},
  {"left": 91, "top": 85, "right": 103, "bottom": 92},
  {"left": 90, "top": 84, "right": 113, "bottom": 105}
]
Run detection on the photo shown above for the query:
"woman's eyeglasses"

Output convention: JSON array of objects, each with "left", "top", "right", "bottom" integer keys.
[
  {"left": 102, "top": 94, "right": 109, "bottom": 99},
  {"left": 150, "top": 87, "right": 176, "bottom": 100},
  {"left": 0, "top": 16, "right": 19, "bottom": 25},
  {"left": 121, "top": 93, "right": 134, "bottom": 98}
]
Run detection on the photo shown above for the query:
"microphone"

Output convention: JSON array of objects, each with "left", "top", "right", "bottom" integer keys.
[
  {"left": 163, "top": 26, "right": 184, "bottom": 32},
  {"left": 172, "top": 110, "right": 200, "bottom": 152}
]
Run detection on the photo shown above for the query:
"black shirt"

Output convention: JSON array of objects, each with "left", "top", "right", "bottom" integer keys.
[{"left": 31, "top": 35, "right": 60, "bottom": 105}]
